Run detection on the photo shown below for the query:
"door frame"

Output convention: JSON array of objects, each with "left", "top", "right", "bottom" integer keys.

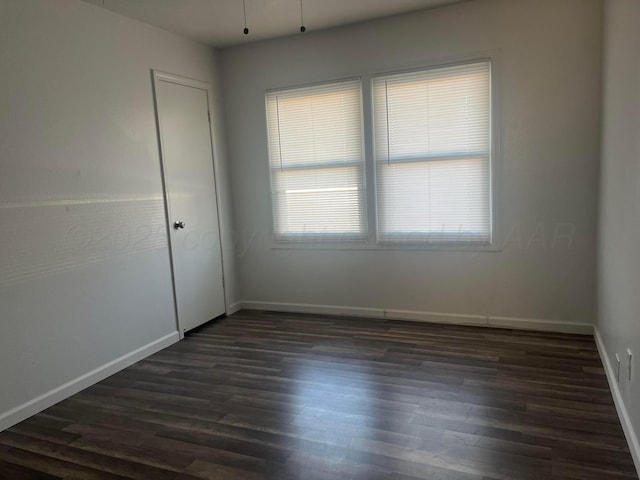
[{"left": 151, "top": 70, "right": 227, "bottom": 339}]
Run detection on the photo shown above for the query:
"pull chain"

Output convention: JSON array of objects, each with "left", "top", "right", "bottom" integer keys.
[
  {"left": 300, "top": 0, "right": 306, "bottom": 32},
  {"left": 243, "top": 0, "right": 249, "bottom": 34}
]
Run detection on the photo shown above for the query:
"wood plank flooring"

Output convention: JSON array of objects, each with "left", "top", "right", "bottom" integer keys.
[{"left": 1, "top": 310, "right": 637, "bottom": 479}]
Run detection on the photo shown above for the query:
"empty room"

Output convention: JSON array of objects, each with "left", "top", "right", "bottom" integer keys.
[{"left": 0, "top": 0, "right": 639, "bottom": 478}]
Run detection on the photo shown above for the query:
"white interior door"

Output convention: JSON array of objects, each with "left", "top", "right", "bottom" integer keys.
[{"left": 153, "top": 72, "right": 226, "bottom": 334}]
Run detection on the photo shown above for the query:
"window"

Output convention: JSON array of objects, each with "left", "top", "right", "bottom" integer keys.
[
  {"left": 265, "top": 60, "right": 494, "bottom": 247},
  {"left": 372, "top": 61, "right": 492, "bottom": 243},
  {"left": 266, "top": 80, "right": 366, "bottom": 241}
]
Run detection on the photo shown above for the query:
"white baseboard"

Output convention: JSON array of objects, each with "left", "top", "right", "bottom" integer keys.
[
  {"left": 487, "top": 315, "right": 592, "bottom": 334},
  {"left": 227, "top": 301, "right": 243, "bottom": 315},
  {"left": 241, "top": 301, "right": 385, "bottom": 320},
  {"left": 239, "top": 301, "right": 593, "bottom": 335},
  {"left": 594, "top": 327, "right": 640, "bottom": 475},
  {"left": 0, "top": 331, "right": 180, "bottom": 432}
]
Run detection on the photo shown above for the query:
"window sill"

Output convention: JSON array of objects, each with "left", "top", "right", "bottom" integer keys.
[{"left": 271, "top": 240, "right": 500, "bottom": 252}]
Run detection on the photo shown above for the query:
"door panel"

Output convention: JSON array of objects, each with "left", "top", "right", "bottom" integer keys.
[{"left": 155, "top": 77, "right": 225, "bottom": 333}]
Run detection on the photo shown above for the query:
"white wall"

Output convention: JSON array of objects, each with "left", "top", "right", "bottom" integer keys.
[
  {"left": 220, "top": 0, "right": 602, "bottom": 328},
  {"left": 598, "top": 0, "right": 640, "bottom": 469},
  {"left": 0, "top": 0, "right": 237, "bottom": 430}
]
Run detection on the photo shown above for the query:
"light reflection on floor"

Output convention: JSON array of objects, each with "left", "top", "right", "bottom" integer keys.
[{"left": 285, "top": 360, "right": 389, "bottom": 477}]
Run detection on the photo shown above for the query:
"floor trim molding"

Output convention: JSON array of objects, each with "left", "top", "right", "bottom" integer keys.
[
  {"left": 0, "top": 331, "right": 180, "bottom": 432},
  {"left": 227, "top": 301, "right": 243, "bottom": 316},
  {"left": 239, "top": 301, "right": 593, "bottom": 335},
  {"left": 594, "top": 327, "right": 640, "bottom": 475}
]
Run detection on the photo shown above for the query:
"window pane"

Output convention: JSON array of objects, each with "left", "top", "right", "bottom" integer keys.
[
  {"left": 376, "top": 157, "right": 490, "bottom": 241},
  {"left": 373, "top": 61, "right": 492, "bottom": 243},
  {"left": 266, "top": 80, "right": 366, "bottom": 240},
  {"left": 272, "top": 165, "right": 365, "bottom": 237}
]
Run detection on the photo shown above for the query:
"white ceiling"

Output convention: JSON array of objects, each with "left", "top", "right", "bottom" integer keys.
[{"left": 81, "top": 0, "right": 466, "bottom": 48}]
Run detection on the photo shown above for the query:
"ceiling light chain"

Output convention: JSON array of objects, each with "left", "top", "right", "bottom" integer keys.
[
  {"left": 243, "top": 0, "right": 249, "bottom": 35},
  {"left": 242, "top": 0, "right": 307, "bottom": 37}
]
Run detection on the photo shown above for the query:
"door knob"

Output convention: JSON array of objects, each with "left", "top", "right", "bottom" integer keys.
[{"left": 174, "top": 221, "right": 186, "bottom": 230}]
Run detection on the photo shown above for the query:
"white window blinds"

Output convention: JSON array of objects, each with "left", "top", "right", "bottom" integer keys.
[
  {"left": 372, "top": 61, "right": 492, "bottom": 243},
  {"left": 266, "top": 80, "right": 366, "bottom": 241}
]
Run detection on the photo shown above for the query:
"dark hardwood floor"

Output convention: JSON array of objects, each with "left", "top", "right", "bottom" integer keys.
[{"left": 0, "top": 310, "right": 637, "bottom": 480}]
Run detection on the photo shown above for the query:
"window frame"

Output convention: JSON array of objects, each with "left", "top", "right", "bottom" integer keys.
[
  {"left": 371, "top": 59, "right": 495, "bottom": 247},
  {"left": 265, "top": 78, "right": 369, "bottom": 244},
  {"left": 264, "top": 55, "right": 501, "bottom": 252}
]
